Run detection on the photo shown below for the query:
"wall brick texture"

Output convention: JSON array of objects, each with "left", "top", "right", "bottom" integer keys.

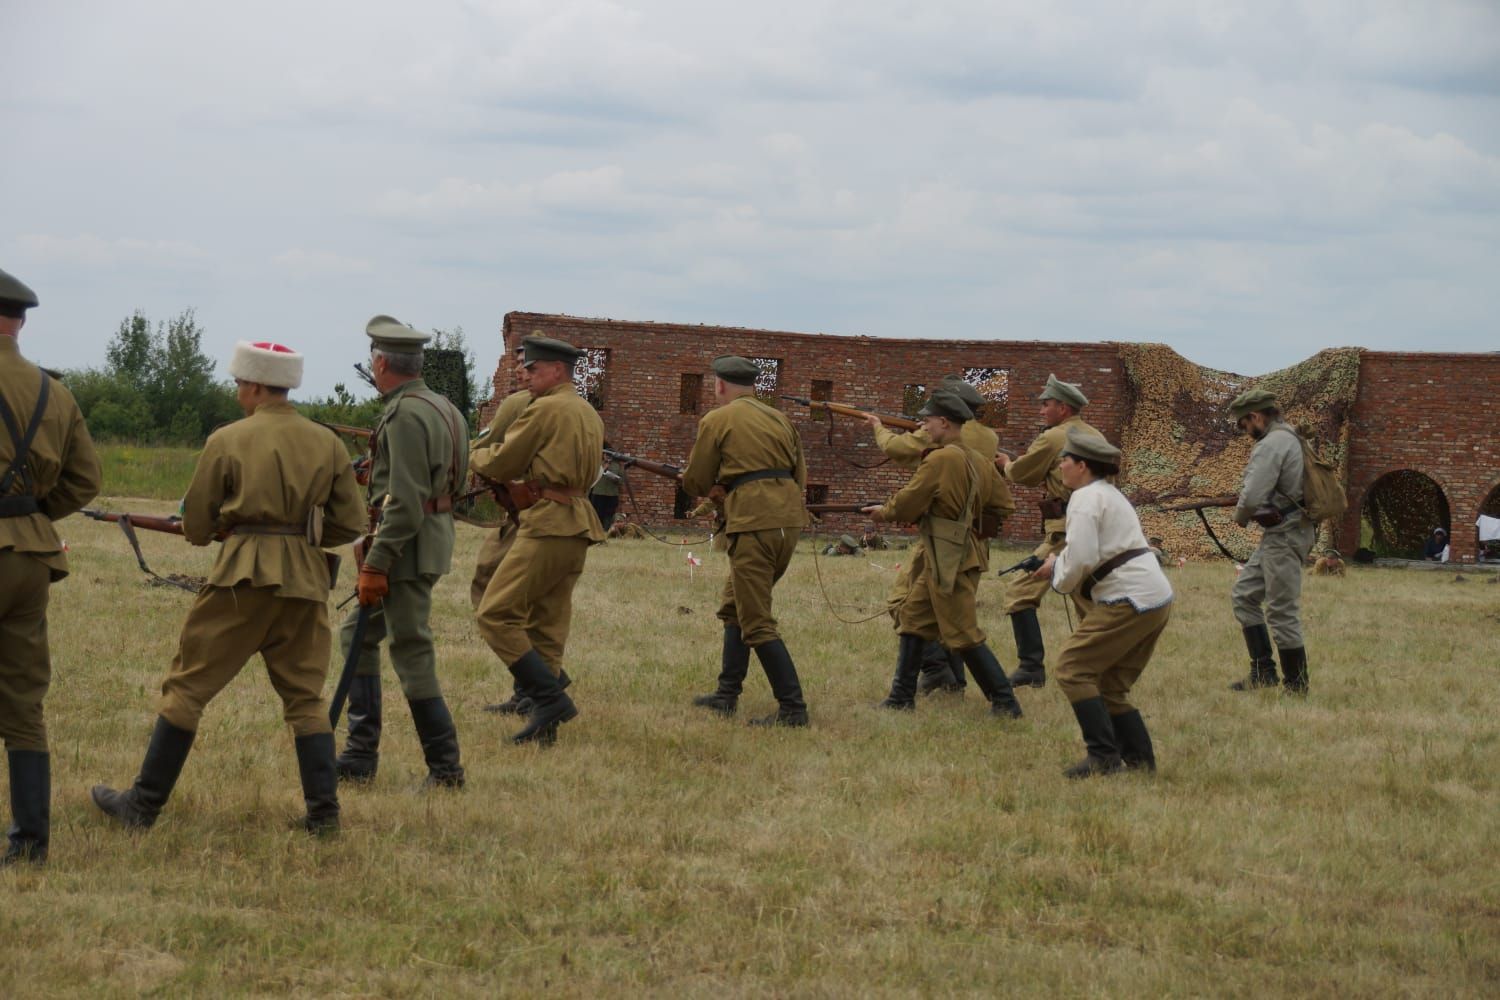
[{"left": 486, "top": 313, "right": 1500, "bottom": 559}]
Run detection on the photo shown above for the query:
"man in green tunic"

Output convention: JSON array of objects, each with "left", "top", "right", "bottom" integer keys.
[{"left": 335, "top": 316, "right": 469, "bottom": 786}]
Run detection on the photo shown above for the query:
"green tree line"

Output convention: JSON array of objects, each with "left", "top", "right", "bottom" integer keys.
[{"left": 65, "top": 310, "right": 484, "bottom": 444}]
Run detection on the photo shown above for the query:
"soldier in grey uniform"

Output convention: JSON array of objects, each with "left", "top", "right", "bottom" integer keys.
[
  {"left": 336, "top": 317, "right": 470, "bottom": 785},
  {"left": 1227, "top": 388, "right": 1314, "bottom": 694}
]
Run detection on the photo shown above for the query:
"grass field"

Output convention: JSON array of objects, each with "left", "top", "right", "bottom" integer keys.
[{"left": 4, "top": 497, "right": 1498, "bottom": 996}]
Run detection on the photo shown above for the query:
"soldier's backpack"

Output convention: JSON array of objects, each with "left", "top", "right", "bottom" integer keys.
[{"left": 1276, "top": 426, "right": 1348, "bottom": 523}]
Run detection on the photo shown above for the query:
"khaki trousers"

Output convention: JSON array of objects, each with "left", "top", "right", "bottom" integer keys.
[
  {"left": 160, "top": 585, "right": 332, "bottom": 736},
  {"left": 1054, "top": 600, "right": 1171, "bottom": 713},
  {"left": 1232, "top": 521, "right": 1315, "bottom": 649},
  {"left": 469, "top": 520, "right": 518, "bottom": 610},
  {"left": 716, "top": 527, "right": 797, "bottom": 647},
  {"left": 340, "top": 575, "right": 443, "bottom": 700},
  {"left": 896, "top": 545, "right": 986, "bottom": 649},
  {"left": 0, "top": 550, "right": 51, "bottom": 751},
  {"left": 476, "top": 534, "right": 590, "bottom": 670}
]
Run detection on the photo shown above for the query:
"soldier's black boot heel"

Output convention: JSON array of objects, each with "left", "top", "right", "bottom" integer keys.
[
  {"left": 1112, "top": 709, "right": 1156, "bottom": 772},
  {"left": 877, "top": 634, "right": 924, "bottom": 710},
  {"left": 294, "top": 732, "right": 340, "bottom": 834},
  {"left": 693, "top": 624, "right": 750, "bottom": 715},
  {"left": 4, "top": 750, "right": 49, "bottom": 866},
  {"left": 1230, "top": 624, "right": 1279, "bottom": 691},
  {"left": 960, "top": 643, "right": 1025, "bottom": 719},
  {"left": 509, "top": 650, "right": 578, "bottom": 744},
  {"left": 1063, "top": 698, "right": 1123, "bottom": 779},
  {"left": 408, "top": 697, "right": 465, "bottom": 787},
  {"left": 1007, "top": 609, "right": 1047, "bottom": 688},
  {"left": 91, "top": 716, "right": 195, "bottom": 829},
  {"left": 1278, "top": 646, "right": 1308, "bottom": 695},
  {"left": 915, "top": 641, "right": 959, "bottom": 695},
  {"left": 749, "top": 639, "right": 809, "bottom": 727},
  {"left": 335, "top": 673, "right": 382, "bottom": 781}
]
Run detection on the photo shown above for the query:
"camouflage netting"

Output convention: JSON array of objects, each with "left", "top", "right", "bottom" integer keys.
[
  {"left": 1116, "top": 344, "right": 1360, "bottom": 561},
  {"left": 1362, "top": 471, "right": 1449, "bottom": 559}
]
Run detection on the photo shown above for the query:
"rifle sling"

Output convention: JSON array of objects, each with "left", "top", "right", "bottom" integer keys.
[
  {"left": 0, "top": 371, "right": 49, "bottom": 516},
  {"left": 114, "top": 515, "right": 199, "bottom": 592}
]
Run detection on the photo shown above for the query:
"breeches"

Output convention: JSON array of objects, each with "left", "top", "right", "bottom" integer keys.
[
  {"left": 340, "top": 575, "right": 442, "bottom": 700},
  {"left": 160, "top": 585, "right": 332, "bottom": 736},
  {"left": 469, "top": 520, "right": 518, "bottom": 610},
  {"left": 896, "top": 546, "right": 985, "bottom": 649},
  {"left": 0, "top": 551, "right": 51, "bottom": 751},
  {"left": 1054, "top": 600, "right": 1171, "bottom": 713},
  {"left": 716, "top": 527, "right": 797, "bottom": 647},
  {"left": 1231, "top": 522, "right": 1315, "bottom": 648},
  {"left": 476, "top": 534, "right": 591, "bottom": 670}
]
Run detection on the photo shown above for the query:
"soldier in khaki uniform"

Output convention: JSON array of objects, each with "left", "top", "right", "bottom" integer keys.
[
  {"left": 1227, "top": 388, "right": 1314, "bottom": 694},
  {"left": 1034, "top": 429, "right": 1172, "bottom": 777},
  {"left": 686, "top": 356, "right": 811, "bottom": 727},
  {"left": 92, "top": 341, "right": 364, "bottom": 832},
  {"left": 472, "top": 336, "right": 605, "bottom": 744},
  {"left": 0, "top": 268, "right": 101, "bottom": 864},
  {"left": 865, "top": 374, "right": 1002, "bottom": 695},
  {"left": 864, "top": 390, "right": 1022, "bottom": 718},
  {"left": 336, "top": 317, "right": 469, "bottom": 786},
  {"left": 994, "top": 374, "right": 1101, "bottom": 689}
]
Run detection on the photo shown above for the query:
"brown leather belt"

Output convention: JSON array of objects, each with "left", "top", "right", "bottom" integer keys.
[
  {"left": 230, "top": 522, "right": 304, "bottom": 536},
  {"left": 423, "top": 495, "right": 454, "bottom": 514},
  {"left": 537, "top": 485, "right": 586, "bottom": 504},
  {"left": 1080, "top": 547, "right": 1151, "bottom": 600}
]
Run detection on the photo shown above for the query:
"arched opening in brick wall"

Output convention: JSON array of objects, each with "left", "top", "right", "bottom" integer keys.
[
  {"left": 1478, "top": 481, "right": 1500, "bottom": 562},
  {"left": 1359, "top": 470, "right": 1450, "bottom": 559}
]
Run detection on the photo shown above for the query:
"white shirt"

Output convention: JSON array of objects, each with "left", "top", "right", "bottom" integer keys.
[{"left": 1052, "top": 479, "right": 1174, "bottom": 612}]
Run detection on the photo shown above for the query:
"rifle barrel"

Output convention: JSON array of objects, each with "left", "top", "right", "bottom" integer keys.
[
  {"left": 1160, "top": 496, "right": 1238, "bottom": 512},
  {"left": 807, "top": 502, "right": 882, "bottom": 514},
  {"left": 81, "top": 509, "right": 185, "bottom": 535},
  {"left": 780, "top": 396, "right": 920, "bottom": 431}
]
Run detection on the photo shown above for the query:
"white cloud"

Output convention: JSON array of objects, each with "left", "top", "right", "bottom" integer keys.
[
  {"left": 14, "top": 233, "right": 210, "bottom": 270},
  {"left": 272, "top": 249, "right": 374, "bottom": 278}
]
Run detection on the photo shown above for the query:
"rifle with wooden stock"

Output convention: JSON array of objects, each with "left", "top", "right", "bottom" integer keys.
[
  {"left": 780, "top": 396, "right": 920, "bottom": 431},
  {"left": 603, "top": 448, "right": 684, "bottom": 483},
  {"left": 806, "top": 501, "right": 884, "bottom": 518},
  {"left": 1158, "top": 494, "right": 1238, "bottom": 512}
]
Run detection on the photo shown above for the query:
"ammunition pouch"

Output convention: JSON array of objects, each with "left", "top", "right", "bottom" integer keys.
[
  {"left": 1038, "top": 496, "right": 1068, "bottom": 521},
  {"left": 1251, "top": 502, "right": 1299, "bottom": 528},
  {"left": 919, "top": 513, "right": 971, "bottom": 595},
  {"left": 977, "top": 510, "right": 1002, "bottom": 540}
]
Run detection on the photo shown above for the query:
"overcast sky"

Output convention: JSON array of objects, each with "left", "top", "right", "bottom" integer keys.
[{"left": 4, "top": 0, "right": 1497, "bottom": 397}]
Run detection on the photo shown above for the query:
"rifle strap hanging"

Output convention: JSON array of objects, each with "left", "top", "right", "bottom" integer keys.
[
  {"left": 114, "top": 515, "right": 199, "bottom": 592},
  {"left": 0, "top": 371, "right": 48, "bottom": 516}
]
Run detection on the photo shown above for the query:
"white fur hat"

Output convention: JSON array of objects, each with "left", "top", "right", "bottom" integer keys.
[{"left": 229, "top": 340, "right": 303, "bottom": 389}]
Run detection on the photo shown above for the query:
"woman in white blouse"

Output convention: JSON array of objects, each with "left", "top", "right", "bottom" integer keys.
[{"left": 1033, "top": 428, "right": 1173, "bottom": 778}]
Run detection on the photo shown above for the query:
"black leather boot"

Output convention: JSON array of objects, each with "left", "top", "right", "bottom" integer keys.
[
  {"left": 294, "top": 733, "right": 340, "bottom": 834},
  {"left": 91, "top": 717, "right": 195, "bottom": 829},
  {"left": 335, "top": 674, "right": 381, "bottom": 781},
  {"left": 878, "top": 634, "right": 924, "bottom": 710},
  {"left": 748, "top": 639, "right": 809, "bottom": 727},
  {"left": 960, "top": 643, "right": 1025, "bottom": 719},
  {"left": 1063, "top": 698, "right": 1123, "bottom": 778},
  {"left": 483, "top": 685, "right": 529, "bottom": 715},
  {"left": 693, "top": 624, "right": 751, "bottom": 715},
  {"left": 408, "top": 697, "right": 465, "bottom": 786},
  {"left": 1111, "top": 709, "right": 1156, "bottom": 772},
  {"left": 1230, "top": 624, "right": 1280, "bottom": 691},
  {"left": 509, "top": 650, "right": 579, "bottom": 744},
  {"left": 916, "top": 641, "right": 963, "bottom": 695},
  {"left": 3, "top": 750, "right": 49, "bottom": 866},
  {"left": 1279, "top": 646, "right": 1309, "bottom": 695},
  {"left": 1007, "top": 609, "right": 1046, "bottom": 688}
]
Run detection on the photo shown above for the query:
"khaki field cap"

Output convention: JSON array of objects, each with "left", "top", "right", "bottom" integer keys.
[
  {"left": 1061, "top": 426, "right": 1121, "bottom": 465},
  {"left": 522, "top": 335, "right": 584, "bottom": 366},
  {"left": 1038, "top": 373, "right": 1088, "bottom": 409},
  {"left": 1228, "top": 388, "right": 1278, "bottom": 421},
  {"left": 916, "top": 388, "right": 973, "bottom": 423},
  {"left": 712, "top": 355, "right": 760, "bottom": 386},
  {"left": 839, "top": 534, "right": 859, "bottom": 549},
  {"left": 940, "top": 374, "right": 985, "bottom": 408},
  {"left": 229, "top": 340, "right": 304, "bottom": 390},
  {"left": 366, "top": 315, "right": 430, "bottom": 354},
  {"left": 0, "top": 267, "right": 40, "bottom": 318}
]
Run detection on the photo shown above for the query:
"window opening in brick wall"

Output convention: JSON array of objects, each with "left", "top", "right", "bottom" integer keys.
[
  {"left": 962, "top": 367, "right": 1010, "bottom": 429},
  {"left": 750, "top": 357, "right": 781, "bottom": 400},
  {"left": 810, "top": 379, "right": 833, "bottom": 422},
  {"left": 679, "top": 373, "right": 702, "bottom": 414},
  {"left": 575, "top": 347, "right": 610, "bottom": 410},
  {"left": 901, "top": 383, "right": 928, "bottom": 417},
  {"left": 673, "top": 486, "right": 693, "bottom": 520},
  {"left": 805, "top": 484, "right": 829, "bottom": 505}
]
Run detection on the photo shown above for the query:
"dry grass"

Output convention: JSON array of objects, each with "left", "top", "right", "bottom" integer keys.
[{"left": 4, "top": 499, "right": 1498, "bottom": 997}]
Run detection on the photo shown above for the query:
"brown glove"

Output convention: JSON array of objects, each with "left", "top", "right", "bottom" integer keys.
[{"left": 357, "top": 565, "right": 389, "bottom": 606}]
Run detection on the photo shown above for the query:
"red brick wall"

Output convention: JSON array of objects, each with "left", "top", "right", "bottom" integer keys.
[
  {"left": 492, "top": 312, "right": 1129, "bottom": 543},
  {"left": 1341, "top": 351, "right": 1500, "bottom": 562}
]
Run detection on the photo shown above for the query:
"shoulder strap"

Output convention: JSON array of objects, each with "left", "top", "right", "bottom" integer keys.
[{"left": 0, "top": 371, "right": 50, "bottom": 496}]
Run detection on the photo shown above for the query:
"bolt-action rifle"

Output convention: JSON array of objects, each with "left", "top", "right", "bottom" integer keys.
[
  {"left": 780, "top": 396, "right": 920, "bottom": 431},
  {"left": 81, "top": 509, "right": 184, "bottom": 535},
  {"left": 806, "top": 501, "right": 884, "bottom": 518},
  {"left": 1159, "top": 494, "right": 1238, "bottom": 512},
  {"left": 997, "top": 554, "right": 1044, "bottom": 577},
  {"left": 604, "top": 448, "right": 683, "bottom": 482}
]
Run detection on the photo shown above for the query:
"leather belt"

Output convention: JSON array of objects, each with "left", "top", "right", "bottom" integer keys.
[
  {"left": 0, "top": 495, "right": 39, "bottom": 518},
  {"left": 723, "top": 469, "right": 794, "bottom": 493},
  {"left": 229, "top": 523, "right": 304, "bottom": 536},
  {"left": 1080, "top": 547, "right": 1151, "bottom": 600},
  {"left": 537, "top": 485, "right": 586, "bottom": 504},
  {"left": 423, "top": 495, "right": 454, "bottom": 514}
]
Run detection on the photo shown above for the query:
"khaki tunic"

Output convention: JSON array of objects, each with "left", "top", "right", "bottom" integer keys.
[
  {"left": 162, "top": 402, "right": 365, "bottom": 736},
  {"left": 683, "top": 395, "right": 808, "bottom": 647},
  {"left": 468, "top": 389, "right": 530, "bottom": 608},
  {"left": 472, "top": 381, "right": 604, "bottom": 668},
  {"left": 1231, "top": 421, "right": 1314, "bottom": 648},
  {"left": 0, "top": 336, "right": 101, "bottom": 750},
  {"left": 341, "top": 378, "right": 468, "bottom": 698},
  {"left": 1001, "top": 414, "right": 1100, "bottom": 615},
  {"left": 876, "top": 420, "right": 1000, "bottom": 625},
  {"left": 878, "top": 444, "right": 1015, "bottom": 649}
]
